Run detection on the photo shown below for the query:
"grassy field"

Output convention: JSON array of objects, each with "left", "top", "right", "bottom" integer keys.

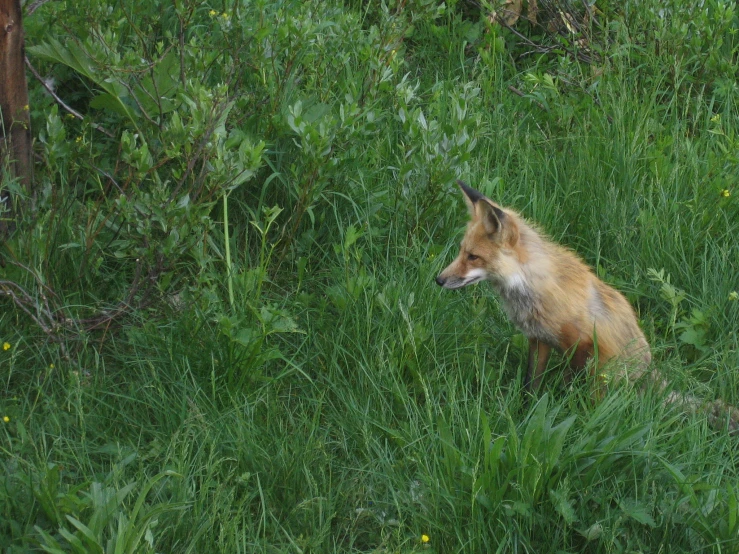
[{"left": 2, "top": 0, "right": 739, "bottom": 552}]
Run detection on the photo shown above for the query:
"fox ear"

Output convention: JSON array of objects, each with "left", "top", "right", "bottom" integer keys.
[
  {"left": 457, "top": 180, "right": 486, "bottom": 215},
  {"left": 476, "top": 199, "right": 506, "bottom": 236},
  {"left": 457, "top": 180, "right": 513, "bottom": 241}
]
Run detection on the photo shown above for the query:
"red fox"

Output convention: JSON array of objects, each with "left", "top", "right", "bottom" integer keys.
[
  {"left": 436, "top": 181, "right": 651, "bottom": 393},
  {"left": 437, "top": 181, "right": 739, "bottom": 433}
]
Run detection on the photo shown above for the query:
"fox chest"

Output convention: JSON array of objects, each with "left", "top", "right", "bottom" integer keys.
[{"left": 495, "top": 280, "right": 557, "bottom": 344}]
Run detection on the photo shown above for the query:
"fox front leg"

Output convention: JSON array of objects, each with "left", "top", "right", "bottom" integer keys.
[{"left": 524, "top": 338, "right": 552, "bottom": 393}]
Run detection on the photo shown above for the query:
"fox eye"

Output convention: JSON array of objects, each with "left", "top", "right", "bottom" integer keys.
[{"left": 467, "top": 253, "right": 479, "bottom": 262}]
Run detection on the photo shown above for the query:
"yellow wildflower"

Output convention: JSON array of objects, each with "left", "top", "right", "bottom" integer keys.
[
  {"left": 50, "top": 363, "right": 55, "bottom": 369},
  {"left": 23, "top": 104, "right": 29, "bottom": 111},
  {"left": 421, "top": 534, "right": 430, "bottom": 543},
  {"left": 2, "top": 416, "right": 9, "bottom": 423},
  {"left": 209, "top": 9, "right": 217, "bottom": 16},
  {"left": 75, "top": 136, "right": 82, "bottom": 143},
  {"left": 729, "top": 291, "right": 739, "bottom": 302},
  {"left": 721, "top": 189, "right": 731, "bottom": 198},
  {"left": 2, "top": 342, "right": 10, "bottom": 351},
  {"left": 711, "top": 113, "right": 721, "bottom": 124}
]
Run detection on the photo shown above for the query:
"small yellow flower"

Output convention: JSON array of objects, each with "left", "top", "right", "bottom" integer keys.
[
  {"left": 220, "top": 12, "right": 230, "bottom": 19},
  {"left": 23, "top": 104, "right": 29, "bottom": 111},
  {"left": 729, "top": 291, "right": 739, "bottom": 302},
  {"left": 50, "top": 363, "right": 55, "bottom": 369},
  {"left": 209, "top": 9, "right": 217, "bottom": 16},
  {"left": 66, "top": 114, "right": 76, "bottom": 119},
  {"left": 2, "top": 342, "right": 10, "bottom": 351},
  {"left": 75, "top": 136, "right": 82, "bottom": 143},
  {"left": 421, "top": 534, "right": 430, "bottom": 543},
  {"left": 2, "top": 416, "right": 9, "bottom": 423},
  {"left": 721, "top": 189, "right": 731, "bottom": 198},
  {"left": 711, "top": 113, "right": 721, "bottom": 124}
]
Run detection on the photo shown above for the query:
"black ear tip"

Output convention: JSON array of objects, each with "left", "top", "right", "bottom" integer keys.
[{"left": 457, "top": 180, "right": 486, "bottom": 204}]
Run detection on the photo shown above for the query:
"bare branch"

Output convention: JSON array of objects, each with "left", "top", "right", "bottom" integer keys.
[
  {"left": 25, "top": 56, "right": 116, "bottom": 138},
  {"left": 26, "top": 0, "right": 55, "bottom": 16}
]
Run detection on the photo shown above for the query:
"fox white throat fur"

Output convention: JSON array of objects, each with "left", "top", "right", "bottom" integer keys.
[{"left": 436, "top": 180, "right": 739, "bottom": 435}]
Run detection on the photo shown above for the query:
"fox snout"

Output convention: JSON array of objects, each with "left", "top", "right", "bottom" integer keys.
[
  {"left": 436, "top": 268, "right": 462, "bottom": 289},
  {"left": 435, "top": 266, "right": 487, "bottom": 289}
]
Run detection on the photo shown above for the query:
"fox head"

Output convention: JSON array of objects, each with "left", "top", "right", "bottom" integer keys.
[{"left": 435, "top": 181, "right": 521, "bottom": 289}]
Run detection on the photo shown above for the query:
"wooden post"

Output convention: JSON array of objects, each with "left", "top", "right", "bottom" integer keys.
[{"left": 0, "top": 0, "right": 32, "bottom": 233}]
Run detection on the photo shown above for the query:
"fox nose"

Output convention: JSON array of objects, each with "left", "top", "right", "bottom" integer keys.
[{"left": 435, "top": 275, "right": 446, "bottom": 287}]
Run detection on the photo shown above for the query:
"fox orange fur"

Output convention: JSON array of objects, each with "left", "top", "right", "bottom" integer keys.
[{"left": 436, "top": 181, "right": 651, "bottom": 394}]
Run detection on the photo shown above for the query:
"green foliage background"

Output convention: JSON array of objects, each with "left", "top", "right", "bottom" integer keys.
[{"left": 1, "top": 0, "right": 739, "bottom": 551}]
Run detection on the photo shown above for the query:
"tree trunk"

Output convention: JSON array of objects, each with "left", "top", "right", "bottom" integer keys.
[{"left": 0, "top": 0, "right": 32, "bottom": 234}]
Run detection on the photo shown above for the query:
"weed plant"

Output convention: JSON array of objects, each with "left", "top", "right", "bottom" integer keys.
[{"left": 1, "top": 0, "right": 738, "bottom": 552}]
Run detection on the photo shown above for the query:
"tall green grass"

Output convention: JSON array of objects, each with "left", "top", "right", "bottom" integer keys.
[{"left": 2, "top": 0, "right": 739, "bottom": 552}]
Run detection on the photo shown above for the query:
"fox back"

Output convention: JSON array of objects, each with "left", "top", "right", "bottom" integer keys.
[{"left": 436, "top": 181, "right": 650, "bottom": 392}]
